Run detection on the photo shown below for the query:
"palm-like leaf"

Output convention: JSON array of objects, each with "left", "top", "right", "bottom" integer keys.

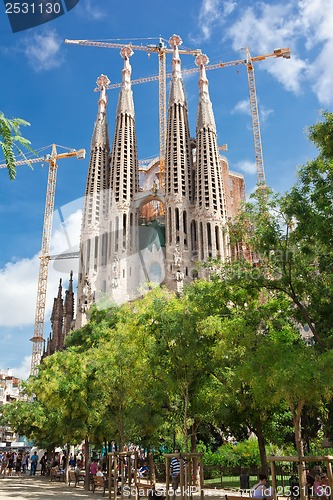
[{"left": 0, "top": 111, "right": 35, "bottom": 180}]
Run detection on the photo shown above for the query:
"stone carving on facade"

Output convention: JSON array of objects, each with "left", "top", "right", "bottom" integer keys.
[
  {"left": 175, "top": 269, "right": 184, "bottom": 294},
  {"left": 81, "top": 275, "right": 94, "bottom": 313},
  {"left": 112, "top": 254, "right": 120, "bottom": 289},
  {"left": 173, "top": 245, "right": 182, "bottom": 267}
]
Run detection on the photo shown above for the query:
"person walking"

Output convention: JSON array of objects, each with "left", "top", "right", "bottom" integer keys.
[
  {"left": 15, "top": 453, "right": 22, "bottom": 477},
  {"left": 22, "top": 453, "right": 28, "bottom": 474},
  {"left": 170, "top": 449, "right": 181, "bottom": 496},
  {"left": 30, "top": 451, "right": 39, "bottom": 476},
  {"left": 40, "top": 453, "right": 47, "bottom": 476}
]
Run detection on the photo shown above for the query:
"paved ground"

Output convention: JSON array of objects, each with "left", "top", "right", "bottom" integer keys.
[
  {"left": 0, "top": 475, "right": 230, "bottom": 499},
  {"left": 0, "top": 475, "right": 104, "bottom": 499}
]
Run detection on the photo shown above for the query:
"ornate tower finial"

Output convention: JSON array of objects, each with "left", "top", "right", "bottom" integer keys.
[
  {"left": 196, "top": 53, "right": 216, "bottom": 132},
  {"left": 169, "top": 34, "right": 182, "bottom": 48},
  {"left": 120, "top": 46, "right": 134, "bottom": 90},
  {"left": 96, "top": 74, "right": 110, "bottom": 115},
  {"left": 195, "top": 53, "right": 210, "bottom": 92},
  {"left": 169, "top": 34, "right": 183, "bottom": 80},
  {"left": 57, "top": 278, "right": 62, "bottom": 297}
]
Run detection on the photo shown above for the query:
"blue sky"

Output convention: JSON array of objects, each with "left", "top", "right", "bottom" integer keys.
[{"left": 0, "top": 0, "right": 332, "bottom": 379}]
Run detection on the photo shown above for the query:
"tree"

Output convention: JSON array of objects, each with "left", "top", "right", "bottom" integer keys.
[
  {"left": 28, "top": 348, "right": 107, "bottom": 489},
  {"left": 0, "top": 111, "right": 34, "bottom": 179},
  {"left": 228, "top": 110, "right": 333, "bottom": 350}
]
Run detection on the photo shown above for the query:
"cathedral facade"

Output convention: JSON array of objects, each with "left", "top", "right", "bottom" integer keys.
[
  {"left": 45, "top": 34, "right": 246, "bottom": 349},
  {"left": 75, "top": 35, "right": 245, "bottom": 328}
]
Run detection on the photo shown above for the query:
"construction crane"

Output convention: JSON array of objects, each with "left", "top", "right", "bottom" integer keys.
[
  {"left": 0, "top": 145, "right": 86, "bottom": 376},
  {"left": 64, "top": 37, "right": 202, "bottom": 185},
  {"left": 96, "top": 46, "right": 290, "bottom": 186}
]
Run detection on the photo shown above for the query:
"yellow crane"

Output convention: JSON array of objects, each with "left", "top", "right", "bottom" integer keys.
[
  {"left": 97, "top": 46, "right": 290, "bottom": 187},
  {"left": 64, "top": 36, "right": 202, "bottom": 185},
  {"left": 0, "top": 144, "right": 86, "bottom": 376}
]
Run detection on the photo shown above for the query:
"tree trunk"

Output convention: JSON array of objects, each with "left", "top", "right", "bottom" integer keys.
[
  {"left": 118, "top": 407, "right": 124, "bottom": 450},
  {"left": 84, "top": 436, "right": 90, "bottom": 491},
  {"left": 255, "top": 420, "right": 269, "bottom": 476},
  {"left": 183, "top": 383, "right": 189, "bottom": 452},
  {"left": 190, "top": 423, "right": 200, "bottom": 486},
  {"left": 292, "top": 401, "right": 305, "bottom": 457},
  {"left": 148, "top": 450, "right": 156, "bottom": 484},
  {"left": 65, "top": 443, "right": 70, "bottom": 486}
]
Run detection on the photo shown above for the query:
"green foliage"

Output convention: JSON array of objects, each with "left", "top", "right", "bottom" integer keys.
[
  {"left": 6, "top": 112, "right": 333, "bottom": 465},
  {"left": 0, "top": 111, "right": 35, "bottom": 179},
  {"left": 202, "top": 439, "right": 261, "bottom": 467}
]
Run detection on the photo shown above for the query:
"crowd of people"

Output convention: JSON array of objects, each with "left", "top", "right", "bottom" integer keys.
[
  {"left": 0, "top": 449, "right": 85, "bottom": 478},
  {"left": 0, "top": 451, "right": 29, "bottom": 477}
]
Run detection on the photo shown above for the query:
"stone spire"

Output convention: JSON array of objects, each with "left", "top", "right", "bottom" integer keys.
[
  {"left": 63, "top": 270, "right": 74, "bottom": 339},
  {"left": 83, "top": 74, "right": 111, "bottom": 227},
  {"left": 91, "top": 74, "right": 110, "bottom": 148},
  {"left": 168, "top": 34, "right": 187, "bottom": 106},
  {"left": 116, "top": 46, "right": 135, "bottom": 117},
  {"left": 50, "top": 279, "right": 63, "bottom": 353},
  {"left": 196, "top": 54, "right": 216, "bottom": 132},
  {"left": 110, "top": 46, "right": 139, "bottom": 203},
  {"left": 76, "top": 75, "right": 111, "bottom": 328},
  {"left": 164, "top": 34, "right": 194, "bottom": 288},
  {"left": 165, "top": 34, "right": 194, "bottom": 201},
  {"left": 195, "top": 54, "right": 229, "bottom": 261}
]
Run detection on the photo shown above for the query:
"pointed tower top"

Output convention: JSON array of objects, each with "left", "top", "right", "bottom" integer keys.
[
  {"left": 57, "top": 278, "right": 62, "bottom": 297},
  {"left": 168, "top": 34, "right": 186, "bottom": 106},
  {"left": 195, "top": 53, "right": 216, "bottom": 132},
  {"left": 68, "top": 270, "right": 73, "bottom": 293},
  {"left": 196, "top": 53, "right": 210, "bottom": 91},
  {"left": 91, "top": 74, "right": 110, "bottom": 148},
  {"left": 96, "top": 74, "right": 110, "bottom": 109},
  {"left": 116, "top": 45, "right": 135, "bottom": 117}
]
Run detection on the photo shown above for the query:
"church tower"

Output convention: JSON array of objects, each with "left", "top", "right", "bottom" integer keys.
[
  {"left": 49, "top": 279, "right": 63, "bottom": 353},
  {"left": 76, "top": 74, "right": 111, "bottom": 328},
  {"left": 63, "top": 270, "right": 75, "bottom": 337},
  {"left": 194, "top": 54, "right": 229, "bottom": 264},
  {"left": 164, "top": 35, "right": 195, "bottom": 289},
  {"left": 106, "top": 46, "right": 140, "bottom": 304}
]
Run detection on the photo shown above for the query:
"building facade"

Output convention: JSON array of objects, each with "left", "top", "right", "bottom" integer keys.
[
  {"left": 0, "top": 369, "right": 26, "bottom": 447},
  {"left": 48, "top": 35, "right": 245, "bottom": 335}
]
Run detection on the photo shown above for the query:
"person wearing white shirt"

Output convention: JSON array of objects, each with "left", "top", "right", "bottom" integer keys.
[{"left": 252, "top": 473, "right": 273, "bottom": 500}]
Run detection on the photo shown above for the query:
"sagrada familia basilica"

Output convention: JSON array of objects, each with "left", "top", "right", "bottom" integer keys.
[{"left": 43, "top": 35, "right": 245, "bottom": 356}]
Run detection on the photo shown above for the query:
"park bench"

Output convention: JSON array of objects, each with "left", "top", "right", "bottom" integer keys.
[
  {"left": 68, "top": 469, "right": 85, "bottom": 487},
  {"left": 135, "top": 480, "right": 156, "bottom": 498},
  {"left": 50, "top": 466, "right": 65, "bottom": 482},
  {"left": 92, "top": 475, "right": 107, "bottom": 496}
]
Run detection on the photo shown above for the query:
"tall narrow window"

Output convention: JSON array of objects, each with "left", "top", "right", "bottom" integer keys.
[
  {"left": 168, "top": 207, "right": 172, "bottom": 244},
  {"left": 183, "top": 210, "right": 187, "bottom": 248},
  {"left": 123, "top": 213, "right": 127, "bottom": 249},
  {"left": 175, "top": 208, "right": 180, "bottom": 244},
  {"left": 115, "top": 217, "right": 119, "bottom": 252},
  {"left": 200, "top": 222, "right": 204, "bottom": 260}
]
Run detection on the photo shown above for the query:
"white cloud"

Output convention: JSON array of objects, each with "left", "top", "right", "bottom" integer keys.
[
  {"left": 11, "top": 355, "right": 31, "bottom": 380},
  {"left": 194, "top": 0, "right": 333, "bottom": 105},
  {"left": 260, "top": 105, "right": 274, "bottom": 124},
  {"left": 23, "top": 29, "right": 63, "bottom": 71},
  {"left": 232, "top": 99, "right": 250, "bottom": 115},
  {"left": 235, "top": 160, "right": 257, "bottom": 175},
  {"left": 0, "top": 202, "right": 81, "bottom": 328},
  {"left": 191, "top": 0, "right": 236, "bottom": 42},
  {"left": 232, "top": 99, "right": 273, "bottom": 124},
  {"left": 76, "top": 0, "right": 106, "bottom": 20}
]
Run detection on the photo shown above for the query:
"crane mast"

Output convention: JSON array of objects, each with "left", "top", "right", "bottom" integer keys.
[
  {"left": 30, "top": 145, "right": 86, "bottom": 376},
  {"left": 246, "top": 47, "right": 265, "bottom": 186},
  {"left": 0, "top": 144, "right": 86, "bottom": 376}
]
